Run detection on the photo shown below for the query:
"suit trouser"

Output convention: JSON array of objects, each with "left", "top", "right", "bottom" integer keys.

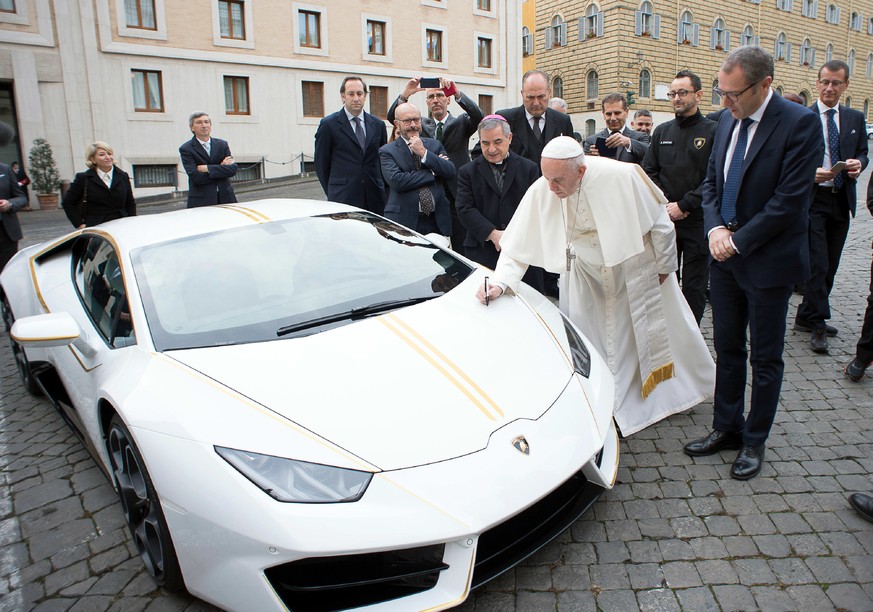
[
  {"left": 0, "top": 225, "right": 17, "bottom": 271},
  {"left": 710, "top": 262, "right": 792, "bottom": 447},
  {"left": 796, "top": 188, "right": 850, "bottom": 328},
  {"left": 854, "top": 241, "right": 873, "bottom": 363},
  {"left": 675, "top": 223, "right": 708, "bottom": 325}
]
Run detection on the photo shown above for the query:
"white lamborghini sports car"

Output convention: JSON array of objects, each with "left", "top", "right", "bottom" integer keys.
[{"left": 1, "top": 200, "right": 618, "bottom": 611}]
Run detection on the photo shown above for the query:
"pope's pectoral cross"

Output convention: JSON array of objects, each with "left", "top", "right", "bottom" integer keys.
[{"left": 566, "top": 245, "right": 576, "bottom": 271}]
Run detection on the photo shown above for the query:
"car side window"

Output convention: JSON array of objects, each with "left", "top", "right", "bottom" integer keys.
[{"left": 72, "top": 237, "right": 136, "bottom": 348}]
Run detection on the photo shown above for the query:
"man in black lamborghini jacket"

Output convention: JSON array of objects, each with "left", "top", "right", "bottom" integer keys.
[{"left": 642, "top": 70, "right": 716, "bottom": 324}]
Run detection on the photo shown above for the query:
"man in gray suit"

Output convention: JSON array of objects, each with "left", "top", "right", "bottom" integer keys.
[
  {"left": 585, "top": 92, "right": 650, "bottom": 164},
  {"left": 0, "top": 122, "right": 28, "bottom": 270}
]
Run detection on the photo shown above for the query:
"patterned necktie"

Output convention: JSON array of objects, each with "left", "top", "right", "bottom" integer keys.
[
  {"left": 436, "top": 122, "right": 444, "bottom": 142},
  {"left": 353, "top": 116, "right": 366, "bottom": 151},
  {"left": 826, "top": 109, "right": 843, "bottom": 190},
  {"left": 412, "top": 151, "right": 435, "bottom": 215},
  {"left": 532, "top": 116, "right": 543, "bottom": 142},
  {"left": 721, "top": 117, "right": 754, "bottom": 226}
]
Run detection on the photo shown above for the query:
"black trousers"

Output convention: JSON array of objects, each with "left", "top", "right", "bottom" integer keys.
[
  {"left": 0, "top": 225, "right": 17, "bottom": 271},
  {"left": 854, "top": 241, "right": 873, "bottom": 363},
  {"left": 675, "top": 224, "right": 708, "bottom": 325},
  {"left": 795, "top": 188, "right": 850, "bottom": 328}
]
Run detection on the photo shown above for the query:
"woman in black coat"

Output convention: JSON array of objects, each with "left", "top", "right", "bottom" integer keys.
[{"left": 62, "top": 141, "right": 136, "bottom": 228}]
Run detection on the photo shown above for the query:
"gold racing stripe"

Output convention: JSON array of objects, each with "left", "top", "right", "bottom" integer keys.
[
  {"left": 215, "top": 204, "right": 271, "bottom": 223},
  {"left": 379, "top": 314, "right": 502, "bottom": 421}
]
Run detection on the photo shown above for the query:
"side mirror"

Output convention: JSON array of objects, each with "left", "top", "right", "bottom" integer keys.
[{"left": 11, "top": 312, "right": 80, "bottom": 348}]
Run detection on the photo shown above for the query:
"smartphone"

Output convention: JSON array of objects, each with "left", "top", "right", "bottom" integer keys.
[
  {"left": 419, "top": 77, "right": 441, "bottom": 89},
  {"left": 442, "top": 83, "right": 458, "bottom": 97},
  {"left": 830, "top": 160, "right": 847, "bottom": 173},
  {"left": 595, "top": 137, "right": 617, "bottom": 158}
]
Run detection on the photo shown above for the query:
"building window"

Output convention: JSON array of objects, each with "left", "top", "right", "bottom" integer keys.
[
  {"left": 868, "top": 17, "right": 873, "bottom": 34},
  {"left": 863, "top": 99, "right": 869, "bottom": 120},
  {"left": 802, "top": 0, "right": 817, "bottom": 18},
  {"left": 132, "top": 164, "right": 176, "bottom": 188},
  {"left": 546, "top": 15, "right": 566, "bottom": 48},
  {"left": 774, "top": 32, "right": 790, "bottom": 61},
  {"left": 585, "top": 119, "right": 596, "bottom": 137},
  {"left": 478, "top": 94, "right": 493, "bottom": 115},
  {"left": 426, "top": 29, "right": 442, "bottom": 61},
  {"left": 867, "top": 53, "right": 873, "bottom": 78},
  {"left": 477, "top": 0, "right": 490, "bottom": 9},
  {"left": 712, "top": 78, "right": 721, "bottom": 105},
  {"left": 231, "top": 162, "right": 262, "bottom": 183},
  {"left": 825, "top": 43, "right": 833, "bottom": 62},
  {"left": 477, "top": 37, "right": 492, "bottom": 68},
  {"left": 219, "top": 0, "right": 244, "bottom": 39},
  {"left": 710, "top": 17, "right": 730, "bottom": 51},
  {"left": 369, "top": 86, "right": 388, "bottom": 119},
  {"left": 299, "top": 10, "right": 320, "bottom": 47},
  {"left": 635, "top": 1, "right": 660, "bottom": 38},
  {"left": 800, "top": 38, "right": 815, "bottom": 65},
  {"left": 798, "top": 91, "right": 809, "bottom": 104},
  {"left": 848, "top": 49, "right": 855, "bottom": 75},
  {"left": 580, "top": 4, "right": 603, "bottom": 39},
  {"left": 522, "top": 26, "right": 533, "bottom": 56},
  {"left": 224, "top": 76, "right": 249, "bottom": 115},
  {"left": 639, "top": 69, "right": 651, "bottom": 97},
  {"left": 587, "top": 70, "right": 599, "bottom": 100},
  {"left": 776, "top": 0, "right": 793, "bottom": 11},
  {"left": 850, "top": 12, "right": 863, "bottom": 31},
  {"left": 553, "top": 76, "right": 564, "bottom": 99},
  {"left": 0, "top": 0, "right": 13, "bottom": 12},
  {"left": 367, "top": 20, "right": 386, "bottom": 55},
  {"left": 124, "top": 0, "right": 156, "bottom": 29},
  {"left": 302, "top": 81, "right": 324, "bottom": 117},
  {"left": 131, "top": 69, "right": 163, "bottom": 112},
  {"left": 741, "top": 25, "right": 758, "bottom": 46},
  {"left": 677, "top": 10, "right": 699, "bottom": 46},
  {"left": 845, "top": 96, "right": 852, "bottom": 108},
  {"left": 826, "top": 4, "right": 839, "bottom": 24}
]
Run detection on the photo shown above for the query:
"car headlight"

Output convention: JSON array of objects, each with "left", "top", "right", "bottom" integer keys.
[
  {"left": 561, "top": 314, "right": 591, "bottom": 378},
  {"left": 215, "top": 446, "right": 373, "bottom": 503}
]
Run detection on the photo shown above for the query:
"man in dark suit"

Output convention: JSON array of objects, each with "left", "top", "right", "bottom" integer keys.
[
  {"left": 379, "top": 103, "right": 456, "bottom": 237},
  {"left": 0, "top": 122, "right": 27, "bottom": 270},
  {"left": 684, "top": 46, "right": 823, "bottom": 480},
  {"left": 793, "top": 60, "right": 869, "bottom": 353},
  {"left": 493, "top": 70, "right": 574, "bottom": 168},
  {"left": 455, "top": 114, "right": 543, "bottom": 292},
  {"left": 584, "top": 92, "right": 650, "bottom": 164},
  {"left": 387, "top": 76, "right": 483, "bottom": 251},
  {"left": 179, "top": 112, "right": 237, "bottom": 208},
  {"left": 315, "top": 76, "right": 388, "bottom": 214}
]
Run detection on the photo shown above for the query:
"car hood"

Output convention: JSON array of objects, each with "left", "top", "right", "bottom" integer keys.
[{"left": 167, "top": 288, "right": 577, "bottom": 471}]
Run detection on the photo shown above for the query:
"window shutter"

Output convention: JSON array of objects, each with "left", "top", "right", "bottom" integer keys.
[
  {"left": 785, "top": 43, "right": 792, "bottom": 62},
  {"left": 710, "top": 26, "right": 717, "bottom": 49},
  {"left": 634, "top": 11, "right": 642, "bottom": 35},
  {"left": 545, "top": 27, "right": 553, "bottom": 50},
  {"left": 560, "top": 22, "right": 567, "bottom": 45},
  {"left": 653, "top": 15, "right": 661, "bottom": 39},
  {"left": 578, "top": 17, "right": 586, "bottom": 40},
  {"left": 692, "top": 23, "right": 700, "bottom": 46},
  {"left": 810, "top": 48, "right": 816, "bottom": 66},
  {"left": 725, "top": 31, "right": 731, "bottom": 51},
  {"left": 836, "top": 7, "right": 841, "bottom": 23},
  {"left": 754, "top": 35, "right": 760, "bottom": 46},
  {"left": 677, "top": 22, "right": 683, "bottom": 43},
  {"left": 596, "top": 12, "right": 603, "bottom": 37}
]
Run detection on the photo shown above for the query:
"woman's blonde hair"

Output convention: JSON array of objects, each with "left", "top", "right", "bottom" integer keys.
[{"left": 85, "top": 141, "right": 114, "bottom": 169}]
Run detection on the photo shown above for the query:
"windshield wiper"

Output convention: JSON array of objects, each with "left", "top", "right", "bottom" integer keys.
[{"left": 276, "top": 296, "right": 437, "bottom": 337}]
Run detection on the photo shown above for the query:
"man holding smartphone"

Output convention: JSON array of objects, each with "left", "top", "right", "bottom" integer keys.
[
  {"left": 387, "top": 76, "right": 484, "bottom": 253},
  {"left": 584, "top": 92, "right": 649, "bottom": 164}
]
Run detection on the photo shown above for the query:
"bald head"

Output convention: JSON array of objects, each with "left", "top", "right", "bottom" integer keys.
[{"left": 394, "top": 102, "right": 423, "bottom": 140}]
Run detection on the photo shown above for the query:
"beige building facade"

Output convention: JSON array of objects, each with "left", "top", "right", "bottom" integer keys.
[
  {"left": 532, "top": 0, "right": 873, "bottom": 135},
  {"left": 0, "top": 0, "right": 521, "bottom": 202}
]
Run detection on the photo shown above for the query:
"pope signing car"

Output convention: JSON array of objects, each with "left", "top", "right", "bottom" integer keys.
[{"left": 0, "top": 200, "right": 619, "bottom": 611}]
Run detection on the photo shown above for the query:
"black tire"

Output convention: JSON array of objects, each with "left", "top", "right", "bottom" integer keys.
[
  {"left": 2, "top": 298, "right": 40, "bottom": 396},
  {"left": 107, "top": 414, "right": 184, "bottom": 591}
]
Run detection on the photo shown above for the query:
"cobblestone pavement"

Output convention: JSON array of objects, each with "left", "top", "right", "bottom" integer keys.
[{"left": 2, "top": 174, "right": 872, "bottom": 611}]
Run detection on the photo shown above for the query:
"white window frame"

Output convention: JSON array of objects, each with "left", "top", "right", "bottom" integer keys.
[
  {"left": 825, "top": 43, "right": 833, "bottom": 62},
  {"left": 677, "top": 11, "right": 699, "bottom": 46},
  {"left": 848, "top": 49, "right": 856, "bottom": 75},
  {"left": 801, "top": 0, "right": 818, "bottom": 18},
  {"left": 774, "top": 32, "right": 791, "bottom": 62},
  {"left": 866, "top": 53, "right": 873, "bottom": 79},
  {"left": 212, "top": 0, "right": 254, "bottom": 49},
  {"left": 826, "top": 4, "right": 840, "bottom": 24},
  {"left": 776, "top": 0, "right": 793, "bottom": 11},
  {"left": 710, "top": 17, "right": 730, "bottom": 51},
  {"left": 545, "top": 14, "right": 567, "bottom": 48},
  {"left": 586, "top": 70, "right": 599, "bottom": 101},
  {"left": 522, "top": 26, "right": 533, "bottom": 56},
  {"left": 635, "top": 1, "right": 660, "bottom": 38},
  {"left": 850, "top": 12, "right": 863, "bottom": 31},
  {"left": 0, "top": 0, "right": 27, "bottom": 24},
  {"left": 579, "top": 4, "right": 603, "bottom": 40},
  {"left": 293, "top": 2, "right": 328, "bottom": 57},
  {"left": 472, "top": 0, "right": 496, "bottom": 18},
  {"left": 422, "top": 23, "right": 448, "bottom": 69},
  {"left": 421, "top": 0, "right": 446, "bottom": 8},
  {"left": 473, "top": 32, "right": 497, "bottom": 75},
  {"left": 361, "top": 14, "right": 393, "bottom": 63},
  {"left": 800, "top": 38, "right": 816, "bottom": 66},
  {"left": 122, "top": 60, "right": 173, "bottom": 122},
  {"left": 116, "top": 0, "right": 167, "bottom": 40}
]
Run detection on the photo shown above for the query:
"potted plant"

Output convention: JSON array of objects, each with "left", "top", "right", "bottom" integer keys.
[{"left": 28, "top": 137, "right": 61, "bottom": 210}]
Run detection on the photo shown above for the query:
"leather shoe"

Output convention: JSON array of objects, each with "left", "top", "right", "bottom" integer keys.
[
  {"left": 810, "top": 329, "right": 829, "bottom": 353},
  {"left": 731, "top": 444, "right": 765, "bottom": 480},
  {"left": 845, "top": 358, "right": 870, "bottom": 382},
  {"left": 684, "top": 430, "right": 743, "bottom": 457},
  {"left": 849, "top": 493, "right": 873, "bottom": 523},
  {"left": 794, "top": 320, "right": 838, "bottom": 336}
]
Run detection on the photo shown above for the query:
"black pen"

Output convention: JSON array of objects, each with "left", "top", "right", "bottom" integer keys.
[{"left": 484, "top": 276, "right": 490, "bottom": 306}]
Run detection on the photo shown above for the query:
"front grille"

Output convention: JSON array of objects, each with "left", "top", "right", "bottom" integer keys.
[
  {"left": 472, "top": 469, "right": 604, "bottom": 587},
  {"left": 264, "top": 543, "right": 447, "bottom": 611}
]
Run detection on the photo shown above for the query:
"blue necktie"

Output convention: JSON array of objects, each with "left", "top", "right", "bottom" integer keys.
[
  {"left": 721, "top": 117, "right": 754, "bottom": 226},
  {"left": 826, "top": 109, "right": 843, "bottom": 190}
]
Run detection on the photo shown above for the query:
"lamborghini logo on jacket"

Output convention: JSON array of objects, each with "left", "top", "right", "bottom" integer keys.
[{"left": 694, "top": 137, "right": 707, "bottom": 149}]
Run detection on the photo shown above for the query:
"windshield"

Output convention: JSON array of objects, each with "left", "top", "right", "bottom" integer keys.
[{"left": 132, "top": 212, "right": 474, "bottom": 350}]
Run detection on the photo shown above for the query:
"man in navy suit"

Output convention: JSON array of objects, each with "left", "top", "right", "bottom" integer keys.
[
  {"left": 455, "top": 115, "right": 543, "bottom": 292},
  {"left": 179, "top": 112, "right": 238, "bottom": 208},
  {"left": 379, "top": 103, "right": 455, "bottom": 237},
  {"left": 793, "top": 60, "right": 869, "bottom": 353},
  {"left": 684, "top": 46, "right": 823, "bottom": 480},
  {"left": 584, "top": 93, "right": 650, "bottom": 164},
  {"left": 315, "top": 76, "right": 388, "bottom": 214}
]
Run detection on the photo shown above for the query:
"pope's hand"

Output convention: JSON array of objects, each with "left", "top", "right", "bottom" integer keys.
[{"left": 476, "top": 283, "right": 504, "bottom": 305}]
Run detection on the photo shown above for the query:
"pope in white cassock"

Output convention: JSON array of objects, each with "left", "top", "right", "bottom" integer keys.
[{"left": 477, "top": 136, "right": 715, "bottom": 436}]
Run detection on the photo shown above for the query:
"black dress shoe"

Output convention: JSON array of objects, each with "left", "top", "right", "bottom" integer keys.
[
  {"left": 731, "top": 444, "right": 765, "bottom": 480},
  {"left": 849, "top": 493, "right": 873, "bottom": 523},
  {"left": 810, "top": 329, "right": 829, "bottom": 353},
  {"left": 845, "top": 358, "right": 870, "bottom": 382},
  {"left": 794, "top": 320, "right": 838, "bottom": 336},
  {"left": 684, "top": 430, "right": 743, "bottom": 457}
]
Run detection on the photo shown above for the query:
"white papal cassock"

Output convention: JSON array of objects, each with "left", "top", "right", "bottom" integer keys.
[{"left": 493, "top": 155, "right": 715, "bottom": 436}]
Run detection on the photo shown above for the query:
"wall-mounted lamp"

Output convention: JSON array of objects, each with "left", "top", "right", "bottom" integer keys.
[{"left": 626, "top": 51, "right": 645, "bottom": 67}]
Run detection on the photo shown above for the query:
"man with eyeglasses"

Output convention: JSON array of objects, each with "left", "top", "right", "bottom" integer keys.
[
  {"left": 379, "top": 103, "right": 455, "bottom": 239},
  {"left": 684, "top": 46, "right": 823, "bottom": 481},
  {"left": 793, "top": 60, "right": 869, "bottom": 354},
  {"left": 642, "top": 70, "right": 716, "bottom": 325}
]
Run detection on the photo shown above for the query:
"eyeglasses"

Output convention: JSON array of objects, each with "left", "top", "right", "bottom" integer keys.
[
  {"left": 817, "top": 79, "right": 846, "bottom": 88},
  {"left": 666, "top": 89, "right": 694, "bottom": 99},
  {"left": 398, "top": 117, "right": 422, "bottom": 124},
  {"left": 713, "top": 80, "right": 760, "bottom": 103}
]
